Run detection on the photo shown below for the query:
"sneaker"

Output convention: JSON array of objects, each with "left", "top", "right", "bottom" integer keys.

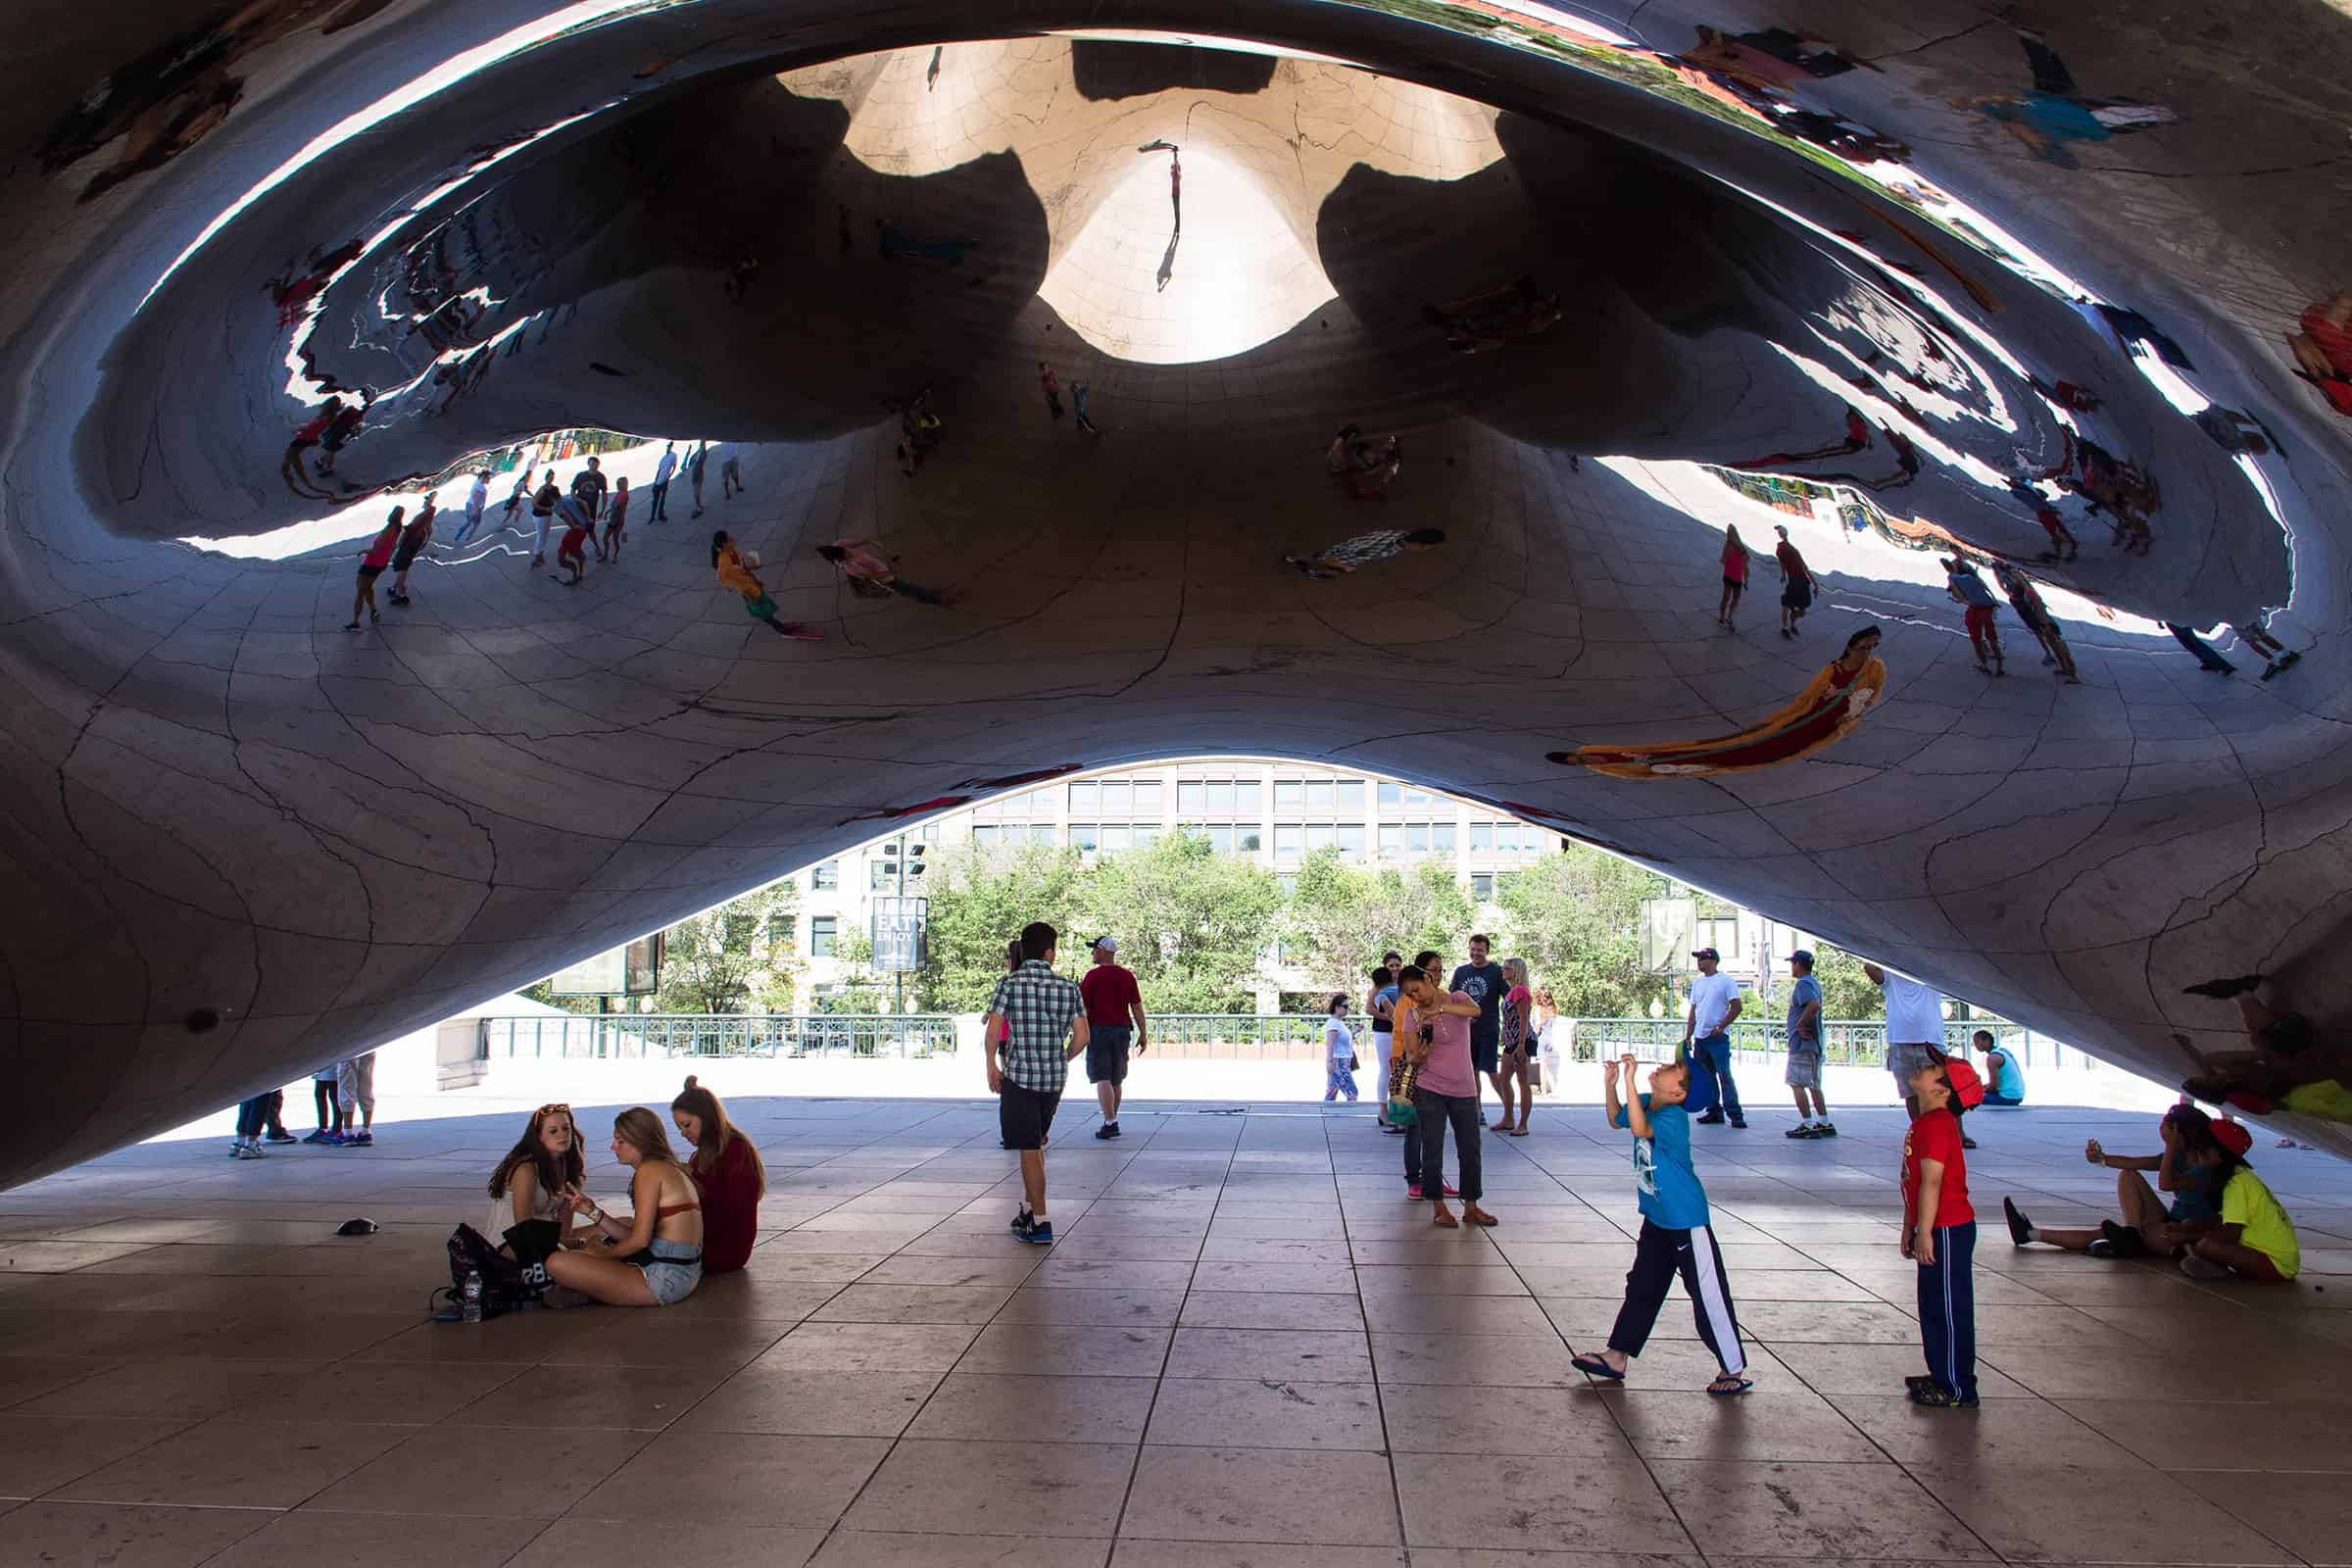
[
  {"left": 1019, "top": 1221, "right": 1054, "bottom": 1247},
  {"left": 1785, "top": 1124, "right": 1818, "bottom": 1139},
  {"left": 1406, "top": 1184, "right": 1423, "bottom": 1200},
  {"left": 1815, "top": 1122, "right": 1838, "bottom": 1138},
  {"left": 2099, "top": 1219, "right": 2148, "bottom": 1258},
  {"left": 351, "top": 1132, "right": 373, "bottom": 1147},
  {"left": 1961, "top": 1136, "right": 1979, "bottom": 1149},
  {"left": 1095, "top": 1124, "right": 1116, "bottom": 1140},
  {"left": 1105, "top": 1122, "right": 1122, "bottom": 1139},
  {"left": 2180, "top": 1251, "right": 2231, "bottom": 1280},
  {"left": 234, "top": 1144, "right": 266, "bottom": 1159},
  {"left": 2003, "top": 1197, "right": 2034, "bottom": 1248},
  {"left": 1694, "top": 1112, "right": 1726, "bottom": 1125},
  {"left": 1728, "top": 1117, "right": 1748, "bottom": 1129},
  {"left": 1010, "top": 1207, "right": 1035, "bottom": 1235},
  {"left": 302, "top": 1129, "right": 334, "bottom": 1145},
  {"left": 2085, "top": 1239, "right": 2119, "bottom": 1258},
  {"left": 1908, "top": 1384, "right": 1979, "bottom": 1409},
  {"left": 226, "top": 1142, "right": 245, "bottom": 1157},
  {"left": 265, "top": 1130, "right": 297, "bottom": 1144}
]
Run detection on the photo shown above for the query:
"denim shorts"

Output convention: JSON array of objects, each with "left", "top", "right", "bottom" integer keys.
[{"left": 633, "top": 1239, "right": 703, "bottom": 1306}]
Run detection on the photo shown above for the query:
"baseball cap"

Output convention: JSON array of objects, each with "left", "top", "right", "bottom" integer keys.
[
  {"left": 1940, "top": 1057, "right": 1985, "bottom": 1109},
  {"left": 1691, "top": 947, "right": 1719, "bottom": 960},
  {"left": 1790, "top": 949, "right": 1814, "bottom": 966},
  {"left": 1091, "top": 936, "right": 1117, "bottom": 954},
  {"left": 2212, "top": 1120, "right": 2253, "bottom": 1157}
]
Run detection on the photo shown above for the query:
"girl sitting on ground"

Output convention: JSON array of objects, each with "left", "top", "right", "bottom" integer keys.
[
  {"left": 486, "top": 1102, "right": 586, "bottom": 1260},
  {"left": 2002, "top": 1102, "right": 2228, "bottom": 1258},
  {"left": 671, "top": 1075, "right": 766, "bottom": 1274},
  {"left": 545, "top": 1108, "right": 704, "bottom": 1308},
  {"left": 2181, "top": 1128, "right": 2300, "bottom": 1283}
]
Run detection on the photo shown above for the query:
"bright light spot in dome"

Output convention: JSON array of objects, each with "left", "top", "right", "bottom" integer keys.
[{"left": 1038, "top": 149, "right": 1335, "bottom": 366}]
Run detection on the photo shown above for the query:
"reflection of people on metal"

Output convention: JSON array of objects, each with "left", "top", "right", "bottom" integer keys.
[
  {"left": 1717, "top": 525, "right": 1749, "bottom": 629},
  {"left": 1283, "top": 528, "right": 1445, "bottom": 580},
  {"left": 1772, "top": 525, "right": 1810, "bottom": 639},
  {"left": 345, "top": 508, "right": 402, "bottom": 631},
  {"left": 1991, "top": 564, "right": 2079, "bottom": 684},
  {"left": 2286, "top": 293, "right": 2352, "bottom": 416},
  {"left": 1550, "top": 625, "right": 1886, "bottom": 778},
  {"left": 1686, "top": 24, "right": 1875, "bottom": 90},
  {"left": 817, "top": 539, "right": 953, "bottom": 606},
  {"left": 2166, "top": 622, "right": 2235, "bottom": 677},
  {"left": 2178, "top": 976, "right": 2351, "bottom": 1125},
  {"left": 267, "top": 238, "right": 363, "bottom": 325},
  {"left": 2234, "top": 619, "right": 2297, "bottom": 681},
  {"left": 1156, "top": 229, "right": 1179, "bottom": 294},
  {"left": 1951, "top": 29, "right": 2179, "bottom": 169},
  {"left": 712, "top": 532, "right": 820, "bottom": 641},
  {"left": 1421, "top": 275, "right": 1561, "bottom": 354},
  {"left": 281, "top": 398, "right": 345, "bottom": 500},
  {"left": 1945, "top": 558, "right": 2005, "bottom": 677}
]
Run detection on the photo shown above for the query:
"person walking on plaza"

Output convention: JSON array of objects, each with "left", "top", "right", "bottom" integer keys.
[
  {"left": 1574, "top": 1054, "right": 1751, "bottom": 1395},
  {"left": 719, "top": 441, "right": 744, "bottom": 499},
  {"left": 1785, "top": 950, "right": 1833, "bottom": 1137},
  {"left": 987, "top": 922, "right": 1089, "bottom": 1245},
  {"left": 1081, "top": 935, "right": 1146, "bottom": 1140},
  {"left": 1866, "top": 961, "right": 1946, "bottom": 1120},
  {"left": 1449, "top": 935, "right": 1510, "bottom": 1127},
  {"left": 1494, "top": 956, "right": 1536, "bottom": 1135},
  {"left": 1369, "top": 954, "right": 1402, "bottom": 1131},
  {"left": 1398, "top": 962, "right": 1495, "bottom": 1228},
  {"left": 1901, "top": 1053, "right": 1983, "bottom": 1406},
  {"left": 451, "top": 469, "right": 490, "bottom": 546},
  {"left": 1718, "top": 524, "right": 1750, "bottom": 629},
  {"left": 335, "top": 1051, "right": 377, "bottom": 1146},
  {"left": 648, "top": 441, "right": 677, "bottom": 521},
  {"left": 1323, "top": 995, "right": 1358, "bottom": 1102},
  {"left": 689, "top": 441, "right": 710, "bottom": 516},
  {"left": 1393, "top": 952, "right": 1456, "bottom": 1196},
  {"left": 1683, "top": 946, "right": 1746, "bottom": 1127}
]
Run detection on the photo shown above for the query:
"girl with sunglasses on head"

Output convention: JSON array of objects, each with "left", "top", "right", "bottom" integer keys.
[
  {"left": 486, "top": 1102, "right": 587, "bottom": 1265},
  {"left": 545, "top": 1108, "right": 705, "bottom": 1307}
]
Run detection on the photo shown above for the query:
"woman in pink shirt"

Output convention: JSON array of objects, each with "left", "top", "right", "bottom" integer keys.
[
  {"left": 1398, "top": 965, "right": 1497, "bottom": 1229},
  {"left": 1718, "top": 524, "right": 1750, "bottom": 630},
  {"left": 346, "top": 507, "right": 403, "bottom": 630}
]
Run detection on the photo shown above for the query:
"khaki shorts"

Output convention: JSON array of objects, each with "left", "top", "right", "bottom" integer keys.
[{"left": 335, "top": 1052, "right": 376, "bottom": 1111}]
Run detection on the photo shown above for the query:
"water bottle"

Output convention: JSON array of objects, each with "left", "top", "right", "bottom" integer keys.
[{"left": 461, "top": 1268, "right": 483, "bottom": 1324}]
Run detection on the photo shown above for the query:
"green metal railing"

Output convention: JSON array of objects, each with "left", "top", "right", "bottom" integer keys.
[
  {"left": 1560, "top": 1018, "right": 2058, "bottom": 1068},
  {"left": 482, "top": 1013, "right": 957, "bottom": 1059}
]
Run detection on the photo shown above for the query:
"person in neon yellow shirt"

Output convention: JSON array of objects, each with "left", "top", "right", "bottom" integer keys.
[{"left": 2180, "top": 1133, "right": 2299, "bottom": 1282}]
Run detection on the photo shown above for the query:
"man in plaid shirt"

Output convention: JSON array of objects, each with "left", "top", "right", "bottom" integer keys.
[{"left": 986, "top": 921, "right": 1090, "bottom": 1245}]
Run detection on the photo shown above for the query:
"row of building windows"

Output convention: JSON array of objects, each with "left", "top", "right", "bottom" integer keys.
[
  {"left": 974, "top": 778, "right": 1462, "bottom": 822},
  {"left": 830, "top": 817, "right": 1549, "bottom": 867}
]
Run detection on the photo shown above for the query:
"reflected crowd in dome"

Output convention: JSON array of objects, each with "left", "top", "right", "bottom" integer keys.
[{"left": 2, "top": 0, "right": 2352, "bottom": 1187}]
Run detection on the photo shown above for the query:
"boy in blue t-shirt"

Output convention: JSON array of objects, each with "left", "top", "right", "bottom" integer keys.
[{"left": 1571, "top": 1054, "right": 1752, "bottom": 1396}]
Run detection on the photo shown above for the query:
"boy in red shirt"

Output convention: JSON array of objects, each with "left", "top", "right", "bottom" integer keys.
[{"left": 1902, "top": 1054, "right": 1984, "bottom": 1407}]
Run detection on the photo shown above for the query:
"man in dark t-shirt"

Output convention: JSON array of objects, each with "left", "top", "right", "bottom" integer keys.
[
  {"left": 528, "top": 469, "right": 562, "bottom": 564},
  {"left": 1450, "top": 934, "right": 1508, "bottom": 1126},
  {"left": 1079, "top": 937, "right": 1148, "bottom": 1139}
]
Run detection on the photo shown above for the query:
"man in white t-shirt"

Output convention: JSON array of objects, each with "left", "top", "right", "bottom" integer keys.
[
  {"left": 1682, "top": 947, "right": 1746, "bottom": 1128},
  {"left": 1866, "top": 961, "right": 1945, "bottom": 1117}
]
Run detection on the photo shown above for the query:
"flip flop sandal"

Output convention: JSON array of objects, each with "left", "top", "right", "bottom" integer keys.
[
  {"left": 1571, "top": 1353, "right": 1625, "bottom": 1381},
  {"left": 1431, "top": 1209, "right": 1460, "bottom": 1228},
  {"left": 1508, "top": 1127, "right": 1530, "bottom": 1137},
  {"left": 1707, "top": 1376, "right": 1754, "bottom": 1397}
]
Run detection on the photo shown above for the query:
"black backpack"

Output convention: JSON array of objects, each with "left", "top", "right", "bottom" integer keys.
[{"left": 435, "top": 1222, "right": 528, "bottom": 1322}]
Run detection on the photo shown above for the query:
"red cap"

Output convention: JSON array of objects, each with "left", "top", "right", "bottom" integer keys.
[
  {"left": 2212, "top": 1121, "right": 2253, "bottom": 1157},
  {"left": 1941, "top": 1057, "right": 1985, "bottom": 1109}
]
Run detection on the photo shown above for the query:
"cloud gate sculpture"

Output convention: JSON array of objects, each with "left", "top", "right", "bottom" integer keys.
[{"left": 5, "top": 0, "right": 2351, "bottom": 1183}]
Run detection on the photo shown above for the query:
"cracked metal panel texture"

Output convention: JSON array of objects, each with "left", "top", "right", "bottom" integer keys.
[{"left": 3, "top": 0, "right": 2350, "bottom": 1183}]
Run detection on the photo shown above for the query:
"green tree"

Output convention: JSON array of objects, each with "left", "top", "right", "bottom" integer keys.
[
  {"left": 1493, "top": 845, "right": 1669, "bottom": 1016},
  {"left": 914, "top": 838, "right": 1087, "bottom": 1011},
  {"left": 655, "top": 880, "right": 798, "bottom": 1013},
  {"left": 827, "top": 926, "right": 887, "bottom": 1013},
  {"left": 1076, "top": 831, "right": 1283, "bottom": 1011},
  {"left": 1811, "top": 943, "right": 1882, "bottom": 1020},
  {"left": 1282, "top": 851, "right": 1475, "bottom": 994}
]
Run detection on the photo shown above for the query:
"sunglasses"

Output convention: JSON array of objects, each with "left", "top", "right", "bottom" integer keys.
[{"left": 536, "top": 1102, "right": 572, "bottom": 1118}]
